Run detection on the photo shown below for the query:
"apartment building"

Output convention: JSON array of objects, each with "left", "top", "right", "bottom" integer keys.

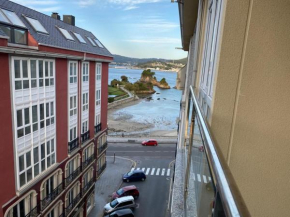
[
  {"left": 172, "top": 0, "right": 290, "bottom": 216},
  {"left": 0, "top": 1, "right": 111, "bottom": 217}
]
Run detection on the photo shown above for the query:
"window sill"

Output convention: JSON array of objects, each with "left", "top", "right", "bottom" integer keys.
[{"left": 8, "top": 43, "right": 38, "bottom": 50}]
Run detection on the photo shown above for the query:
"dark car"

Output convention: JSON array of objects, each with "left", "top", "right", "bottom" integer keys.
[
  {"left": 123, "top": 170, "right": 146, "bottom": 182},
  {"left": 104, "top": 208, "right": 134, "bottom": 217},
  {"left": 112, "top": 185, "right": 140, "bottom": 200},
  {"left": 141, "top": 139, "right": 158, "bottom": 146}
]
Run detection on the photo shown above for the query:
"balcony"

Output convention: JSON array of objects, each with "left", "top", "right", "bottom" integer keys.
[
  {"left": 68, "top": 137, "right": 79, "bottom": 153},
  {"left": 25, "top": 205, "right": 39, "bottom": 217},
  {"left": 97, "top": 162, "right": 107, "bottom": 179},
  {"left": 82, "top": 155, "right": 94, "bottom": 171},
  {"left": 82, "top": 178, "right": 94, "bottom": 196},
  {"left": 64, "top": 193, "right": 81, "bottom": 216},
  {"left": 170, "top": 86, "right": 247, "bottom": 217},
  {"left": 65, "top": 167, "right": 81, "bottom": 187},
  {"left": 97, "top": 142, "right": 108, "bottom": 156},
  {"left": 81, "top": 130, "right": 90, "bottom": 144},
  {"left": 41, "top": 183, "right": 63, "bottom": 210},
  {"left": 94, "top": 123, "right": 102, "bottom": 134}
]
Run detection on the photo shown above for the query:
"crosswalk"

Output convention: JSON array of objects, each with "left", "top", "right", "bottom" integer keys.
[
  {"left": 191, "top": 173, "right": 212, "bottom": 184},
  {"left": 130, "top": 167, "right": 171, "bottom": 177}
]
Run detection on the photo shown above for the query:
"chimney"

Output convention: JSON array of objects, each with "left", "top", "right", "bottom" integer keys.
[
  {"left": 63, "top": 15, "right": 75, "bottom": 26},
  {"left": 51, "top": 12, "right": 60, "bottom": 20}
]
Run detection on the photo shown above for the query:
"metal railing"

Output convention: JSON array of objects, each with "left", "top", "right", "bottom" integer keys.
[
  {"left": 94, "top": 123, "right": 102, "bottom": 134},
  {"left": 68, "top": 137, "right": 79, "bottom": 153},
  {"left": 25, "top": 205, "right": 39, "bottom": 217},
  {"left": 97, "top": 162, "right": 107, "bottom": 178},
  {"left": 82, "top": 178, "right": 94, "bottom": 196},
  {"left": 81, "top": 131, "right": 90, "bottom": 144},
  {"left": 40, "top": 183, "right": 63, "bottom": 210},
  {"left": 82, "top": 155, "right": 94, "bottom": 170},
  {"left": 64, "top": 193, "right": 81, "bottom": 216},
  {"left": 65, "top": 166, "right": 81, "bottom": 187},
  {"left": 184, "top": 86, "right": 244, "bottom": 216},
  {"left": 97, "top": 142, "right": 108, "bottom": 156}
]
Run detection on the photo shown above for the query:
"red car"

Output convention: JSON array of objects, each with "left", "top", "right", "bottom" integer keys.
[
  {"left": 142, "top": 139, "right": 158, "bottom": 146},
  {"left": 112, "top": 185, "right": 139, "bottom": 200}
]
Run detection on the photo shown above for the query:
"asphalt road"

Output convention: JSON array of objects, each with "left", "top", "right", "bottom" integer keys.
[{"left": 107, "top": 143, "right": 176, "bottom": 217}]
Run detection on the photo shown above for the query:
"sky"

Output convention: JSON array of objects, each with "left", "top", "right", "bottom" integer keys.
[{"left": 11, "top": 0, "right": 187, "bottom": 60}]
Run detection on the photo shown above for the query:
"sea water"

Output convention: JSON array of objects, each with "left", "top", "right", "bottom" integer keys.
[{"left": 109, "top": 68, "right": 182, "bottom": 132}]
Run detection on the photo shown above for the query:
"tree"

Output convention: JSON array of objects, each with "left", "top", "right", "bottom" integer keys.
[
  {"left": 141, "top": 69, "right": 155, "bottom": 78},
  {"left": 121, "top": 75, "right": 128, "bottom": 82},
  {"left": 160, "top": 78, "right": 168, "bottom": 86},
  {"left": 111, "top": 79, "right": 121, "bottom": 87}
]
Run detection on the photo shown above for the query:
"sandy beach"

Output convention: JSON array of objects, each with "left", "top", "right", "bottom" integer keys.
[{"left": 107, "top": 99, "right": 178, "bottom": 138}]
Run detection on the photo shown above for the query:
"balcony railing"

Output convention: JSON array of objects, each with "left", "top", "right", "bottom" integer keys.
[
  {"left": 65, "top": 193, "right": 81, "bottom": 216},
  {"left": 97, "top": 162, "right": 107, "bottom": 178},
  {"left": 65, "top": 166, "right": 81, "bottom": 187},
  {"left": 94, "top": 123, "right": 102, "bottom": 134},
  {"left": 82, "top": 178, "right": 94, "bottom": 196},
  {"left": 41, "top": 183, "right": 63, "bottom": 210},
  {"left": 25, "top": 205, "right": 39, "bottom": 217},
  {"left": 97, "top": 142, "right": 108, "bottom": 156},
  {"left": 82, "top": 155, "right": 94, "bottom": 171},
  {"left": 68, "top": 137, "right": 79, "bottom": 153},
  {"left": 81, "top": 130, "right": 90, "bottom": 144},
  {"left": 171, "top": 86, "right": 247, "bottom": 217}
]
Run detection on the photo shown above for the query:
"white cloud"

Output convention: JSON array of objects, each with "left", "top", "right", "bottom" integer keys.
[
  {"left": 76, "top": 0, "right": 97, "bottom": 8},
  {"left": 11, "top": 0, "right": 58, "bottom": 5},
  {"left": 11, "top": 0, "right": 61, "bottom": 13},
  {"left": 133, "top": 18, "right": 178, "bottom": 32},
  {"left": 124, "top": 5, "right": 139, "bottom": 10},
  {"left": 36, "top": 6, "right": 62, "bottom": 12},
  {"left": 127, "top": 38, "right": 180, "bottom": 44}
]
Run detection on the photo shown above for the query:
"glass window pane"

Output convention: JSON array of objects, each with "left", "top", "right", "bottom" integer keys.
[
  {"left": 23, "top": 80, "right": 29, "bottom": 89},
  {"left": 46, "top": 119, "right": 50, "bottom": 126},
  {"left": 45, "top": 62, "right": 48, "bottom": 77},
  {"left": 22, "top": 60, "right": 28, "bottom": 78},
  {"left": 40, "top": 104, "right": 44, "bottom": 120},
  {"left": 34, "top": 147, "right": 39, "bottom": 163},
  {"left": 93, "top": 38, "right": 104, "bottom": 48},
  {"left": 33, "top": 123, "right": 38, "bottom": 132},
  {"left": 17, "top": 110, "right": 22, "bottom": 127},
  {"left": 31, "top": 60, "right": 36, "bottom": 78},
  {"left": 51, "top": 117, "right": 54, "bottom": 125},
  {"left": 25, "top": 126, "right": 31, "bottom": 135},
  {"left": 19, "top": 155, "right": 24, "bottom": 171},
  {"left": 51, "top": 153, "right": 55, "bottom": 164},
  {"left": 50, "top": 78, "right": 54, "bottom": 86},
  {"left": 73, "top": 32, "right": 86, "bottom": 43},
  {"left": 15, "top": 81, "right": 22, "bottom": 90},
  {"left": 17, "top": 129, "right": 24, "bottom": 138},
  {"left": 31, "top": 80, "right": 37, "bottom": 88},
  {"left": 14, "top": 29, "right": 27, "bottom": 44},
  {"left": 47, "top": 141, "right": 50, "bottom": 155},
  {"left": 45, "top": 79, "right": 49, "bottom": 86},
  {"left": 39, "top": 61, "right": 43, "bottom": 78},
  {"left": 24, "top": 108, "right": 29, "bottom": 124},
  {"left": 47, "top": 156, "right": 51, "bottom": 168},
  {"left": 0, "top": 11, "right": 10, "bottom": 23},
  {"left": 27, "top": 168, "right": 32, "bottom": 182},
  {"left": 74, "top": 96, "right": 77, "bottom": 107},
  {"left": 20, "top": 173, "right": 25, "bottom": 187},
  {"left": 41, "top": 160, "right": 45, "bottom": 171},
  {"left": 39, "top": 79, "right": 43, "bottom": 87},
  {"left": 51, "top": 102, "right": 54, "bottom": 116},
  {"left": 26, "top": 152, "right": 31, "bottom": 167},
  {"left": 25, "top": 17, "right": 48, "bottom": 33},
  {"left": 50, "top": 62, "right": 53, "bottom": 76},
  {"left": 34, "top": 163, "right": 39, "bottom": 176},
  {"left": 14, "top": 60, "right": 20, "bottom": 78},
  {"left": 87, "top": 37, "right": 96, "bottom": 46},
  {"left": 51, "top": 140, "right": 55, "bottom": 152},
  {"left": 2, "top": 9, "right": 26, "bottom": 27},
  {"left": 46, "top": 103, "right": 49, "bottom": 117},
  {"left": 32, "top": 105, "right": 37, "bottom": 122},
  {"left": 0, "top": 25, "right": 11, "bottom": 42},
  {"left": 74, "top": 77, "right": 77, "bottom": 83},
  {"left": 41, "top": 143, "right": 45, "bottom": 159},
  {"left": 58, "top": 27, "right": 74, "bottom": 40}
]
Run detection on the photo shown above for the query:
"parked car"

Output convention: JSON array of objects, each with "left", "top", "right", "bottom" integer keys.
[
  {"left": 104, "top": 196, "right": 136, "bottom": 214},
  {"left": 112, "top": 185, "right": 140, "bottom": 200},
  {"left": 141, "top": 139, "right": 158, "bottom": 146},
  {"left": 123, "top": 170, "right": 146, "bottom": 182},
  {"left": 104, "top": 208, "right": 134, "bottom": 217}
]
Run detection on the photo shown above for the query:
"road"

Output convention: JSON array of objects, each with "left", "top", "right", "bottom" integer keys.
[{"left": 107, "top": 143, "right": 176, "bottom": 217}]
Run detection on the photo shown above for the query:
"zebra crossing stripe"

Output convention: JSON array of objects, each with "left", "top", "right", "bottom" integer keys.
[
  {"left": 145, "top": 168, "right": 150, "bottom": 175},
  {"left": 161, "top": 168, "right": 166, "bottom": 176},
  {"left": 151, "top": 168, "right": 155, "bottom": 175},
  {"left": 167, "top": 169, "right": 170, "bottom": 176},
  {"left": 142, "top": 168, "right": 145, "bottom": 172},
  {"left": 203, "top": 175, "right": 207, "bottom": 183},
  {"left": 193, "top": 173, "right": 196, "bottom": 181},
  {"left": 197, "top": 174, "right": 201, "bottom": 182},
  {"left": 156, "top": 168, "right": 160, "bottom": 176},
  {"left": 130, "top": 168, "right": 135, "bottom": 172}
]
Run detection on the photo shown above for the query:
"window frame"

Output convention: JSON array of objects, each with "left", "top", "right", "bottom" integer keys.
[{"left": 23, "top": 15, "right": 48, "bottom": 34}]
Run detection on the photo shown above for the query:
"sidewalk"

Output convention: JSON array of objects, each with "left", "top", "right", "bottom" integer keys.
[
  {"left": 107, "top": 136, "right": 177, "bottom": 144},
  {"left": 88, "top": 157, "right": 135, "bottom": 217}
]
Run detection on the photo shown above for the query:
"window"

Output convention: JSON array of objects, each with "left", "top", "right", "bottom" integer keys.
[
  {"left": 57, "top": 27, "right": 74, "bottom": 41},
  {"left": 0, "top": 9, "right": 10, "bottom": 24},
  {"left": 96, "top": 63, "right": 101, "bottom": 81},
  {"left": 0, "top": 24, "right": 27, "bottom": 44},
  {"left": 1, "top": 9, "right": 26, "bottom": 27},
  {"left": 6, "top": 192, "right": 36, "bottom": 217},
  {"left": 14, "top": 59, "right": 28, "bottom": 90},
  {"left": 96, "top": 89, "right": 101, "bottom": 106},
  {"left": 83, "top": 144, "right": 94, "bottom": 162},
  {"left": 93, "top": 38, "right": 104, "bottom": 48},
  {"left": 46, "top": 102, "right": 55, "bottom": 126},
  {"left": 82, "top": 62, "right": 89, "bottom": 82},
  {"left": 16, "top": 107, "right": 31, "bottom": 138},
  {"left": 95, "top": 114, "right": 100, "bottom": 126},
  {"left": 69, "top": 62, "right": 77, "bottom": 84},
  {"left": 82, "top": 121, "right": 88, "bottom": 134},
  {"left": 45, "top": 61, "right": 54, "bottom": 86},
  {"left": 73, "top": 32, "right": 86, "bottom": 43},
  {"left": 69, "top": 96, "right": 77, "bottom": 116},
  {"left": 46, "top": 201, "right": 63, "bottom": 217},
  {"left": 31, "top": 60, "right": 37, "bottom": 88},
  {"left": 24, "top": 16, "right": 48, "bottom": 34},
  {"left": 87, "top": 37, "right": 96, "bottom": 46},
  {"left": 86, "top": 193, "right": 94, "bottom": 214},
  {"left": 40, "top": 103, "right": 45, "bottom": 129},
  {"left": 82, "top": 93, "right": 88, "bottom": 112},
  {"left": 70, "top": 127, "right": 77, "bottom": 141}
]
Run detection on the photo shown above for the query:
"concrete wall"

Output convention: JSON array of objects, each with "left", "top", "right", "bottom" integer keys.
[{"left": 195, "top": 0, "right": 290, "bottom": 216}]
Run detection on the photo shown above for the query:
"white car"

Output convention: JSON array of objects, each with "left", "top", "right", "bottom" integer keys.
[{"left": 104, "top": 196, "right": 136, "bottom": 214}]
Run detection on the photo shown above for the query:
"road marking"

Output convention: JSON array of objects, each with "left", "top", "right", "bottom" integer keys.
[
  {"left": 142, "top": 168, "right": 145, "bottom": 172},
  {"left": 161, "top": 168, "right": 166, "bottom": 176},
  {"left": 203, "top": 175, "right": 207, "bottom": 183},
  {"left": 197, "top": 174, "right": 201, "bottom": 182},
  {"left": 156, "top": 168, "right": 160, "bottom": 176},
  {"left": 151, "top": 168, "right": 155, "bottom": 175},
  {"left": 167, "top": 169, "right": 170, "bottom": 176},
  {"left": 137, "top": 168, "right": 140, "bottom": 170},
  {"left": 192, "top": 173, "right": 196, "bottom": 181},
  {"left": 130, "top": 168, "right": 135, "bottom": 172},
  {"left": 145, "top": 168, "right": 150, "bottom": 175}
]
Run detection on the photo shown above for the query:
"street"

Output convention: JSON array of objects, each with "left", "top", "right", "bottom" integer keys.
[{"left": 107, "top": 142, "right": 176, "bottom": 217}]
